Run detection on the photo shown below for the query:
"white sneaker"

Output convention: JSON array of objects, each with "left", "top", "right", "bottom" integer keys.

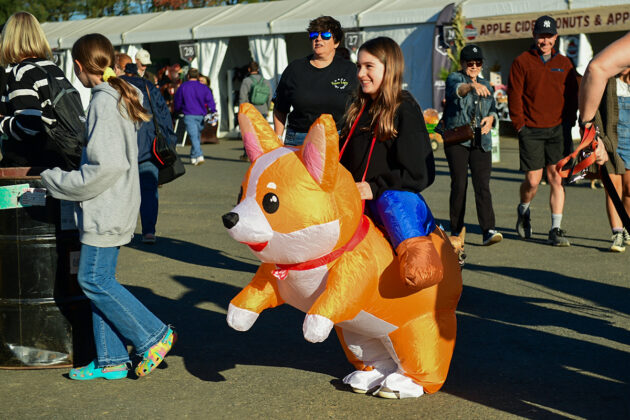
[
  {"left": 610, "top": 232, "right": 626, "bottom": 253},
  {"left": 191, "top": 156, "right": 205, "bottom": 166}
]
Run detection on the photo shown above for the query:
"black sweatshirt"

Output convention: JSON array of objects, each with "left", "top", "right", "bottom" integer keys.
[
  {"left": 273, "top": 55, "right": 357, "bottom": 132},
  {"left": 339, "top": 92, "right": 435, "bottom": 199}
]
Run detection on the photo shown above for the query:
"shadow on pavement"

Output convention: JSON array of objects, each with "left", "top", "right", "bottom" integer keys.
[
  {"left": 444, "top": 264, "right": 629, "bottom": 418},
  {"left": 127, "top": 275, "right": 349, "bottom": 384},
  {"left": 127, "top": 236, "right": 258, "bottom": 272}
]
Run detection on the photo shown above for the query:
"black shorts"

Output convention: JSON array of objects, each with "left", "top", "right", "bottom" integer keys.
[{"left": 518, "top": 124, "right": 564, "bottom": 172}]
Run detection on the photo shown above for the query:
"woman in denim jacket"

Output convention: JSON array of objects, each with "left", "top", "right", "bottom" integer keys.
[{"left": 441, "top": 44, "right": 502, "bottom": 246}]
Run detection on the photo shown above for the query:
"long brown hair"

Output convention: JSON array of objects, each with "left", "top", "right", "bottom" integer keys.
[
  {"left": 72, "top": 34, "right": 149, "bottom": 124},
  {"left": 342, "top": 37, "right": 404, "bottom": 141}
]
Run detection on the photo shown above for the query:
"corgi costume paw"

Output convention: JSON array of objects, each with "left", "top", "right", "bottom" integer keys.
[
  {"left": 396, "top": 236, "right": 444, "bottom": 291},
  {"left": 343, "top": 360, "right": 398, "bottom": 393},
  {"left": 374, "top": 372, "right": 424, "bottom": 399},
  {"left": 227, "top": 303, "right": 259, "bottom": 331},
  {"left": 303, "top": 314, "right": 334, "bottom": 343}
]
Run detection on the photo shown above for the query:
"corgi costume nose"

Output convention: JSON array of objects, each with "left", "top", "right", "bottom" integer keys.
[{"left": 222, "top": 212, "right": 239, "bottom": 229}]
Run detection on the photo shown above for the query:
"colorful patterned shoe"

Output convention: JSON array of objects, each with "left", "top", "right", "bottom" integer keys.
[
  {"left": 135, "top": 327, "right": 176, "bottom": 377},
  {"left": 69, "top": 360, "right": 128, "bottom": 381}
]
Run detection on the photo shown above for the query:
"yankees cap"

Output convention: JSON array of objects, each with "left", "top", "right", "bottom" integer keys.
[{"left": 533, "top": 15, "right": 557, "bottom": 35}]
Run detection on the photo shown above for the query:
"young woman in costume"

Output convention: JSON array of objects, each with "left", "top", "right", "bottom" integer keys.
[{"left": 339, "top": 37, "right": 442, "bottom": 289}]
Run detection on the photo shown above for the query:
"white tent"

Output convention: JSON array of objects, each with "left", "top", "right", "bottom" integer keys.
[{"left": 41, "top": 0, "right": 630, "bottom": 134}]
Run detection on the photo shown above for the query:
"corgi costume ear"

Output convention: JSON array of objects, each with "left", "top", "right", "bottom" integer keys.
[
  {"left": 239, "top": 103, "right": 283, "bottom": 161},
  {"left": 299, "top": 114, "right": 339, "bottom": 191}
]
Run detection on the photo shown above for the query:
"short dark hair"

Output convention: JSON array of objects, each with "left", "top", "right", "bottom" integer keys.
[
  {"left": 248, "top": 61, "right": 259, "bottom": 72},
  {"left": 188, "top": 68, "right": 199, "bottom": 79},
  {"left": 307, "top": 16, "right": 343, "bottom": 45}
]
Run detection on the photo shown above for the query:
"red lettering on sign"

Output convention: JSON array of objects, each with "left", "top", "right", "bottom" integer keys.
[
  {"left": 623, "top": 12, "right": 629, "bottom": 23},
  {"left": 607, "top": 13, "right": 614, "bottom": 25},
  {"left": 584, "top": 15, "right": 590, "bottom": 27},
  {"left": 515, "top": 21, "right": 522, "bottom": 32},
  {"left": 504, "top": 22, "right": 511, "bottom": 33}
]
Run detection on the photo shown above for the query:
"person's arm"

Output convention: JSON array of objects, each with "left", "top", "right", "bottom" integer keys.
[
  {"left": 173, "top": 85, "right": 183, "bottom": 114},
  {"left": 239, "top": 77, "right": 250, "bottom": 105},
  {"left": 367, "top": 99, "right": 435, "bottom": 199},
  {"left": 272, "top": 68, "right": 290, "bottom": 137},
  {"left": 507, "top": 58, "right": 526, "bottom": 131},
  {"left": 457, "top": 81, "right": 491, "bottom": 97},
  {"left": 579, "top": 32, "right": 630, "bottom": 123},
  {"left": 0, "top": 64, "right": 47, "bottom": 140},
  {"left": 205, "top": 86, "right": 217, "bottom": 114},
  {"left": 273, "top": 109, "right": 287, "bottom": 137}
]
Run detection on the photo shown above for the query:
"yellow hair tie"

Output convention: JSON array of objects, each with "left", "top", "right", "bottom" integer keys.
[{"left": 102, "top": 67, "right": 116, "bottom": 82}]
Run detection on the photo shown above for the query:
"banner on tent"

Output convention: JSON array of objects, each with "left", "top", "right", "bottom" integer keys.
[{"left": 464, "top": 5, "right": 630, "bottom": 42}]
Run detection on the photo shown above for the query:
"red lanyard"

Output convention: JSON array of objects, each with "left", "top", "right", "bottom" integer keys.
[{"left": 339, "top": 102, "right": 378, "bottom": 182}]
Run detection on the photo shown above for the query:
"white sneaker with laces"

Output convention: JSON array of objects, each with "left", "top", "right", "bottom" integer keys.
[
  {"left": 191, "top": 156, "right": 205, "bottom": 166},
  {"left": 610, "top": 232, "right": 625, "bottom": 253}
]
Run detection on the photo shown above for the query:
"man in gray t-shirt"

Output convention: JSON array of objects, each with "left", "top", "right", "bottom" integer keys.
[{"left": 239, "top": 61, "right": 272, "bottom": 117}]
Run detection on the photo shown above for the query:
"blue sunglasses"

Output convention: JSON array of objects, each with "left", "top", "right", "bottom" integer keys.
[{"left": 309, "top": 31, "right": 333, "bottom": 40}]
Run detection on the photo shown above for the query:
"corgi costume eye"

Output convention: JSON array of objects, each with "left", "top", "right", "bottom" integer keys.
[{"left": 262, "top": 193, "right": 279, "bottom": 213}]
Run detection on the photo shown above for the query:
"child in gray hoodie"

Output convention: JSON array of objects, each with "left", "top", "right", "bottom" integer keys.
[{"left": 41, "top": 34, "right": 175, "bottom": 380}]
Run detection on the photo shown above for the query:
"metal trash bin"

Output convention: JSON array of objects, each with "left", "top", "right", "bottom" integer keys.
[{"left": 0, "top": 167, "right": 93, "bottom": 369}]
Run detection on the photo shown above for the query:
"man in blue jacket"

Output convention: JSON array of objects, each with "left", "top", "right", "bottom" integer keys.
[{"left": 121, "top": 63, "right": 177, "bottom": 244}]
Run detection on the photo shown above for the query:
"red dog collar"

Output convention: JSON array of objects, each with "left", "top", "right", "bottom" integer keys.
[{"left": 272, "top": 215, "right": 370, "bottom": 280}]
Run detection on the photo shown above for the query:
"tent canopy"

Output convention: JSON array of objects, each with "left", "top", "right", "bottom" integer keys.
[{"left": 42, "top": 0, "right": 629, "bottom": 47}]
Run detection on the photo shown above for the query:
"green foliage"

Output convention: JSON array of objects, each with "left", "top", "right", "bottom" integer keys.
[{"left": 445, "top": 2, "right": 465, "bottom": 73}]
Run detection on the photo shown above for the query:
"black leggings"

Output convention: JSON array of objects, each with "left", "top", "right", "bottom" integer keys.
[{"left": 444, "top": 144, "right": 496, "bottom": 234}]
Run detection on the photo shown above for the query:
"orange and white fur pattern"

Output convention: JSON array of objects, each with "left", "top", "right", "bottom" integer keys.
[{"left": 223, "top": 104, "right": 462, "bottom": 398}]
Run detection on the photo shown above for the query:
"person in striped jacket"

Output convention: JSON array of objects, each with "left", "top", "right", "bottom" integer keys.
[{"left": 0, "top": 11, "right": 76, "bottom": 169}]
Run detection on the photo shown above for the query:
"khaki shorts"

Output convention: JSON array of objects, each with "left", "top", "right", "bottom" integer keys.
[{"left": 518, "top": 124, "right": 564, "bottom": 172}]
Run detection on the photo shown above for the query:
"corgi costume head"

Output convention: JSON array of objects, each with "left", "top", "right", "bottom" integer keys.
[{"left": 222, "top": 104, "right": 362, "bottom": 264}]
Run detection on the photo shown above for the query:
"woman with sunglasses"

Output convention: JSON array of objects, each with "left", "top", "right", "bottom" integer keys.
[
  {"left": 273, "top": 16, "right": 356, "bottom": 146},
  {"left": 440, "top": 44, "right": 502, "bottom": 247}
]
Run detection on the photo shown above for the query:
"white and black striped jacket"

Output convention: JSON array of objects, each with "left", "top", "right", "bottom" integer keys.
[{"left": 0, "top": 58, "right": 64, "bottom": 142}]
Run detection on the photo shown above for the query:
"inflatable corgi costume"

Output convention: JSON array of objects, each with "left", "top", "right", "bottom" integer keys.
[{"left": 222, "top": 104, "right": 462, "bottom": 398}]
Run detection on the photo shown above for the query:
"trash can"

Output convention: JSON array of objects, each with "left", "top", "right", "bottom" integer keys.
[{"left": 0, "top": 167, "right": 93, "bottom": 369}]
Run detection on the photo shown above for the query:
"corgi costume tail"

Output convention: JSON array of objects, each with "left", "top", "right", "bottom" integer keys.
[{"left": 223, "top": 104, "right": 462, "bottom": 398}]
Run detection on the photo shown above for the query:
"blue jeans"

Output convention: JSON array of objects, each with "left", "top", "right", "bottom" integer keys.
[
  {"left": 77, "top": 244, "right": 167, "bottom": 367},
  {"left": 284, "top": 128, "right": 308, "bottom": 146},
  {"left": 183, "top": 114, "right": 204, "bottom": 159},
  {"left": 139, "top": 160, "right": 158, "bottom": 235}
]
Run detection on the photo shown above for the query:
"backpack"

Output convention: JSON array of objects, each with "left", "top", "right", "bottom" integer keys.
[
  {"left": 248, "top": 75, "right": 270, "bottom": 106},
  {"left": 31, "top": 63, "right": 86, "bottom": 170}
]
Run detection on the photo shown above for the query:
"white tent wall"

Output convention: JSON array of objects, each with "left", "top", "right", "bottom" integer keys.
[
  {"left": 197, "top": 38, "right": 229, "bottom": 137},
  {"left": 363, "top": 24, "right": 435, "bottom": 110},
  {"left": 248, "top": 35, "right": 288, "bottom": 92},
  {"left": 120, "top": 45, "right": 142, "bottom": 63}
]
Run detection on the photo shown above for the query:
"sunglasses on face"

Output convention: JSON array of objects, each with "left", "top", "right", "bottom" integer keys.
[
  {"left": 466, "top": 60, "right": 483, "bottom": 68},
  {"left": 309, "top": 31, "right": 333, "bottom": 41}
]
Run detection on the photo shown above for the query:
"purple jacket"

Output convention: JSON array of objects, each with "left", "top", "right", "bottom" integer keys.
[{"left": 174, "top": 80, "right": 216, "bottom": 116}]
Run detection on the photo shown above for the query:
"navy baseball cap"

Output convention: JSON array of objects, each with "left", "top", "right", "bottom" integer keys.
[
  {"left": 460, "top": 44, "right": 484, "bottom": 61},
  {"left": 533, "top": 16, "right": 557, "bottom": 35}
]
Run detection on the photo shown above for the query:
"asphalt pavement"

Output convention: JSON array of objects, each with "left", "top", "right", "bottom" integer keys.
[{"left": 1, "top": 134, "right": 628, "bottom": 419}]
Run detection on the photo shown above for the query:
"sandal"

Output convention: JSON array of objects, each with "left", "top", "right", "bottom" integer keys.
[
  {"left": 69, "top": 360, "right": 128, "bottom": 381},
  {"left": 135, "top": 327, "right": 176, "bottom": 377}
]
